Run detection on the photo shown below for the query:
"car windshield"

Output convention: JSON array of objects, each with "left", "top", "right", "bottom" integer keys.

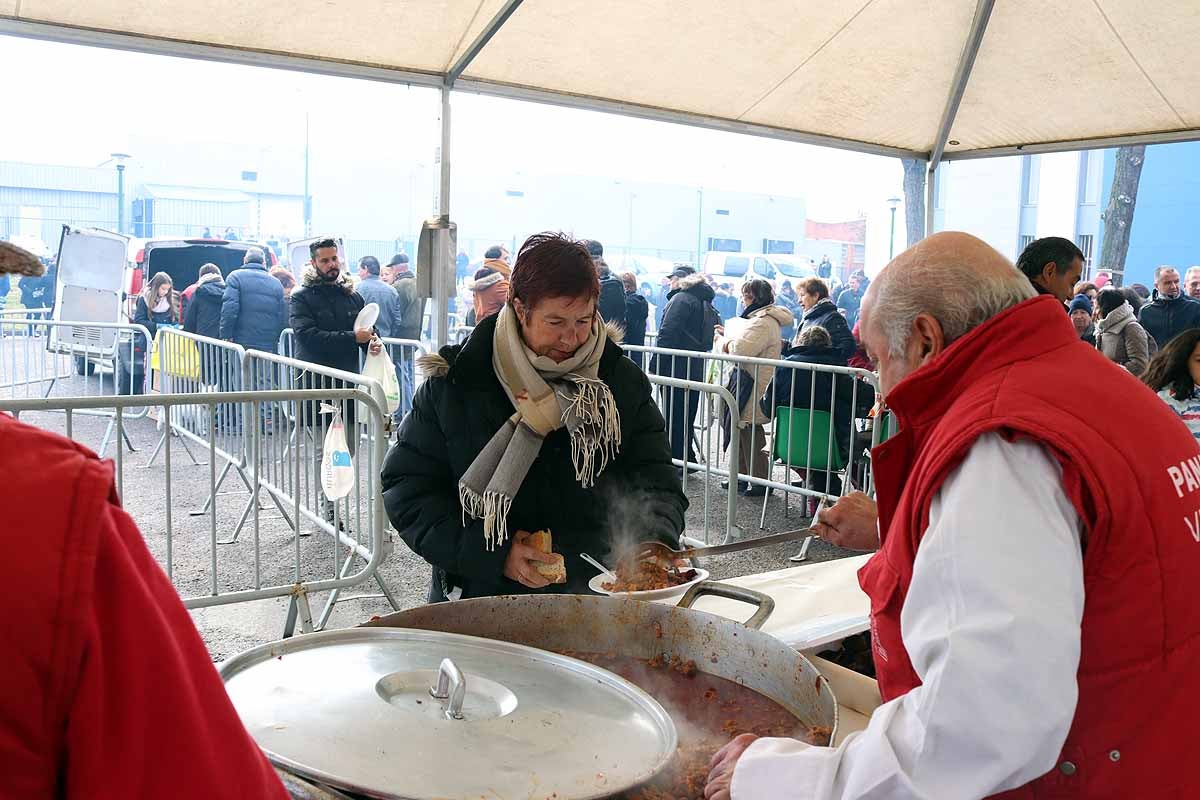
[{"left": 773, "top": 258, "right": 814, "bottom": 278}]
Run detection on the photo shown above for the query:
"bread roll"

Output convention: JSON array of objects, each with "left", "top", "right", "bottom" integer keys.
[
  {"left": 535, "top": 552, "right": 567, "bottom": 584},
  {"left": 528, "top": 529, "right": 553, "bottom": 554}
]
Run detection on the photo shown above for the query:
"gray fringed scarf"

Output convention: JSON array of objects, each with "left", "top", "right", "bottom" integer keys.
[{"left": 460, "top": 304, "right": 621, "bottom": 549}]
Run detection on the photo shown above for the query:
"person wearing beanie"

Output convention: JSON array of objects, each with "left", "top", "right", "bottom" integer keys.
[
  {"left": 1068, "top": 293, "right": 1096, "bottom": 347},
  {"left": 470, "top": 266, "right": 509, "bottom": 325}
]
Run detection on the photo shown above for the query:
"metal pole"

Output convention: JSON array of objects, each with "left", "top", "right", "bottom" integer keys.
[
  {"left": 303, "top": 112, "right": 312, "bottom": 236},
  {"left": 696, "top": 187, "right": 703, "bottom": 268},
  {"left": 116, "top": 164, "right": 125, "bottom": 234},
  {"left": 433, "top": 85, "right": 452, "bottom": 349},
  {"left": 926, "top": 162, "right": 937, "bottom": 236},
  {"left": 888, "top": 206, "right": 897, "bottom": 260}
]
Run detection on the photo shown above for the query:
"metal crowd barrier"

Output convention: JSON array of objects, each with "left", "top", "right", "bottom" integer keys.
[
  {"left": 277, "top": 328, "right": 427, "bottom": 418},
  {"left": 152, "top": 328, "right": 254, "bottom": 518},
  {"left": 0, "top": 318, "right": 153, "bottom": 456},
  {"left": 241, "top": 347, "right": 398, "bottom": 629},
  {"left": 0, "top": 387, "right": 392, "bottom": 638},
  {"left": 626, "top": 342, "right": 882, "bottom": 533},
  {"left": 0, "top": 306, "right": 52, "bottom": 334},
  {"left": 643, "top": 373, "right": 740, "bottom": 547}
]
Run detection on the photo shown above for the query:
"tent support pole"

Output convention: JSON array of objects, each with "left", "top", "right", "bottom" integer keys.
[{"left": 925, "top": 0, "right": 994, "bottom": 235}]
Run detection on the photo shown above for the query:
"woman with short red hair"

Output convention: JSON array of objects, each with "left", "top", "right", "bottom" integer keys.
[{"left": 382, "top": 232, "right": 686, "bottom": 600}]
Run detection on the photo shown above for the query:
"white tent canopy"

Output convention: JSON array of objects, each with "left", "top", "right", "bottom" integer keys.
[
  {"left": 5, "top": 0, "right": 1198, "bottom": 344},
  {"left": 4, "top": 0, "right": 1199, "bottom": 162}
]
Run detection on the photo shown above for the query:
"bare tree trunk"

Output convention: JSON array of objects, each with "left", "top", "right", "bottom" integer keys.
[
  {"left": 901, "top": 158, "right": 927, "bottom": 248},
  {"left": 1098, "top": 145, "right": 1146, "bottom": 288}
]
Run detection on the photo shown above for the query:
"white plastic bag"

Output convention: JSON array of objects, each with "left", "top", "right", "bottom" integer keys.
[
  {"left": 320, "top": 403, "right": 355, "bottom": 501},
  {"left": 362, "top": 347, "right": 401, "bottom": 414}
]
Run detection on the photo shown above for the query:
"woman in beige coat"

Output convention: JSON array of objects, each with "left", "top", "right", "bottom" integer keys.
[
  {"left": 1095, "top": 287, "right": 1152, "bottom": 376},
  {"left": 714, "top": 279, "right": 794, "bottom": 496}
]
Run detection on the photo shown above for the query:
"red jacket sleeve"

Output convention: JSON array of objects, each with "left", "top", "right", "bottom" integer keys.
[{"left": 60, "top": 500, "right": 288, "bottom": 800}]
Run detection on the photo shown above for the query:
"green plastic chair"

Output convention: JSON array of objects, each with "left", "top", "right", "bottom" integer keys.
[
  {"left": 874, "top": 410, "right": 897, "bottom": 445},
  {"left": 773, "top": 407, "right": 846, "bottom": 471}
]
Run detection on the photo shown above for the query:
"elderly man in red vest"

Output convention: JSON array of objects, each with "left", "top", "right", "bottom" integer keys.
[{"left": 705, "top": 231, "right": 1200, "bottom": 800}]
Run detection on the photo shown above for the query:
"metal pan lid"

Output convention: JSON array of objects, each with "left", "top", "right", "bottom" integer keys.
[{"left": 220, "top": 627, "right": 678, "bottom": 800}]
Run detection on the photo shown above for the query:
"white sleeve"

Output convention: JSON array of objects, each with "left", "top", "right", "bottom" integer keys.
[{"left": 732, "top": 433, "right": 1085, "bottom": 800}]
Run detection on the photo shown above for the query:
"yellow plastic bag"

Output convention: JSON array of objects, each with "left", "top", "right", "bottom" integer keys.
[{"left": 150, "top": 328, "right": 201, "bottom": 381}]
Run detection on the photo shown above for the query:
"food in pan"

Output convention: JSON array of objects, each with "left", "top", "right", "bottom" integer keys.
[
  {"left": 558, "top": 650, "right": 831, "bottom": 800},
  {"left": 602, "top": 557, "right": 697, "bottom": 593},
  {"left": 529, "top": 529, "right": 566, "bottom": 584}
]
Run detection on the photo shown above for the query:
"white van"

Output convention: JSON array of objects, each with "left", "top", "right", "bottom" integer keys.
[
  {"left": 52, "top": 226, "right": 277, "bottom": 375},
  {"left": 702, "top": 252, "right": 778, "bottom": 286}
]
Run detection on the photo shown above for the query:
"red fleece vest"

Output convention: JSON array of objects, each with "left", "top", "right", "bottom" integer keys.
[{"left": 859, "top": 295, "right": 1200, "bottom": 799}]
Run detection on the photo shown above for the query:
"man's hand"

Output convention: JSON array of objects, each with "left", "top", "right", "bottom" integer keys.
[
  {"left": 810, "top": 491, "right": 880, "bottom": 551},
  {"left": 704, "top": 733, "right": 758, "bottom": 800},
  {"left": 368, "top": 337, "right": 383, "bottom": 356},
  {"left": 354, "top": 327, "right": 373, "bottom": 344},
  {"left": 503, "top": 530, "right": 559, "bottom": 589}
]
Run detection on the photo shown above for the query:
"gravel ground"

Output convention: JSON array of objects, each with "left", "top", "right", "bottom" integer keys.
[{"left": 3, "top": 342, "right": 860, "bottom": 661}]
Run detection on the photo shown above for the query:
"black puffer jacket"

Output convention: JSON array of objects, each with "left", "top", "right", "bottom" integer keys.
[
  {"left": 623, "top": 291, "right": 649, "bottom": 349},
  {"left": 598, "top": 275, "right": 627, "bottom": 327},
  {"left": 652, "top": 274, "right": 717, "bottom": 379},
  {"left": 183, "top": 273, "right": 225, "bottom": 340},
  {"left": 381, "top": 313, "right": 687, "bottom": 599},
  {"left": 289, "top": 265, "right": 367, "bottom": 375},
  {"left": 800, "top": 299, "right": 856, "bottom": 363}
]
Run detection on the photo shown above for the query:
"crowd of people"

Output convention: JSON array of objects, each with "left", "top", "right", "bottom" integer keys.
[{"left": 6, "top": 223, "right": 1200, "bottom": 799}]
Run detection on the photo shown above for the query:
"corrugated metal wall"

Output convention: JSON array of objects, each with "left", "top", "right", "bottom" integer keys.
[{"left": 0, "top": 186, "right": 118, "bottom": 248}]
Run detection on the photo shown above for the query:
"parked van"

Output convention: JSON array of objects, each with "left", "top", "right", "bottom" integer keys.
[
  {"left": 703, "top": 252, "right": 778, "bottom": 285},
  {"left": 52, "top": 226, "right": 276, "bottom": 376}
]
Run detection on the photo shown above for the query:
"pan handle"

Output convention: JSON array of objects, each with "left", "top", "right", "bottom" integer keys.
[{"left": 677, "top": 581, "right": 775, "bottom": 630}]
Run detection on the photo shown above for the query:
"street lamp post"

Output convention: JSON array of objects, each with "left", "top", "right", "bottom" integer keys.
[
  {"left": 111, "top": 153, "right": 131, "bottom": 234},
  {"left": 887, "top": 196, "right": 902, "bottom": 260}
]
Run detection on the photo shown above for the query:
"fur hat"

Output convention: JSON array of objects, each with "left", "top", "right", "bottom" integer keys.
[{"left": 0, "top": 241, "right": 44, "bottom": 277}]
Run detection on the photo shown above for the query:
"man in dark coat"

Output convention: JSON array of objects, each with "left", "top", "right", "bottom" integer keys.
[
  {"left": 291, "top": 239, "right": 381, "bottom": 523},
  {"left": 652, "top": 266, "right": 718, "bottom": 469},
  {"left": 620, "top": 270, "right": 649, "bottom": 350},
  {"left": 1139, "top": 265, "right": 1200, "bottom": 349},
  {"left": 797, "top": 276, "right": 857, "bottom": 363},
  {"left": 387, "top": 253, "right": 423, "bottom": 416},
  {"left": 183, "top": 264, "right": 224, "bottom": 340},
  {"left": 836, "top": 273, "right": 865, "bottom": 328},
  {"left": 183, "top": 264, "right": 232, "bottom": 396},
  {"left": 761, "top": 326, "right": 875, "bottom": 499},
  {"left": 588, "top": 240, "right": 627, "bottom": 327},
  {"left": 220, "top": 248, "right": 288, "bottom": 353},
  {"left": 381, "top": 233, "right": 685, "bottom": 601}
]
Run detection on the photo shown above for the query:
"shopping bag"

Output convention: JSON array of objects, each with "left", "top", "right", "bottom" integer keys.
[
  {"left": 320, "top": 403, "right": 355, "bottom": 501},
  {"left": 149, "top": 327, "right": 200, "bottom": 381},
  {"left": 362, "top": 347, "right": 401, "bottom": 414}
]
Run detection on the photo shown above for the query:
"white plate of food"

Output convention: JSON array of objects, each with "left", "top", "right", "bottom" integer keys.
[{"left": 588, "top": 565, "right": 710, "bottom": 601}]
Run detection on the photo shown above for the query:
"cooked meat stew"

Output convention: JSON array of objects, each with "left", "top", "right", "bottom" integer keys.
[{"left": 560, "top": 651, "right": 831, "bottom": 800}]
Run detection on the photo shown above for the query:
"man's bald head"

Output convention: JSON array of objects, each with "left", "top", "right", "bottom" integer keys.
[{"left": 860, "top": 232, "right": 1036, "bottom": 396}]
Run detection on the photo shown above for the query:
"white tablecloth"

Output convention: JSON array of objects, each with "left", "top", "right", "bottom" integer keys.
[{"left": 663, "top": 554, "right": 872, "bottom": 651}]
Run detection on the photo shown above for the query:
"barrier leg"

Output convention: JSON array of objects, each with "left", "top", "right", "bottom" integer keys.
[
  {"left": 282, "top": 585, "right": 315, "bottom": 639},
  {"left": 190, "top": 459, "right": 235, "bottom": 516}
]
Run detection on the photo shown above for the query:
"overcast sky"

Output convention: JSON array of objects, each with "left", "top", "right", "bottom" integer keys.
[{"left": 3, "top": 35, "right": 905, "bottom": 217}]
